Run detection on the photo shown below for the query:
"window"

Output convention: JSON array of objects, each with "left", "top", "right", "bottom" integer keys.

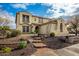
[
  {"left": 60, "top": 23, "right": 63, "bottom": 32},
  {"left": 22, "top": 26, "right": 29, "bottom": 32},
  {"left": 54, "top": 24, "right": 57, "bottom": 30},
  {"left": 22, "top": 15, "right": 29, "bottom": 23},
  {"left": 39, "top": 18, "right": 43, "bottom": 23},
  {"left": 34, "top": 18, "right": 36, "bottom": 21}
]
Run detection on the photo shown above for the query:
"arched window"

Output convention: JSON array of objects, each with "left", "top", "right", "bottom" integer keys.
[{"left": 60, "top": 23, "right": 63, "bottom": 32}]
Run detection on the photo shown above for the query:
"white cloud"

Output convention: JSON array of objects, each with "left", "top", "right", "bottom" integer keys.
[
  {"left": 11, "top": 3, "right": 27, "bottom": 9},
  {"left": 42, "top": 3, "right": 79, "bottom": 18},
  {"left": 40, "top": 0, "right": 79, "bottom": 3},
  {"left": 11, "top": 3, "right": 36, "bottom": 9},
  {"left": 0, "top": 10, "right": 16, "bottom": 29}
]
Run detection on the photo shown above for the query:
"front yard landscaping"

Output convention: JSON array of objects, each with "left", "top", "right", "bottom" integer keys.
[
  {"left": 0, "top": 26, "right": 37, "bottom": 56},
  {"left": 0, "top": 36, "right": 36, "bottom": 56},
  {"left": 1, "top": 26, "right": 79, "bottom": 56}
]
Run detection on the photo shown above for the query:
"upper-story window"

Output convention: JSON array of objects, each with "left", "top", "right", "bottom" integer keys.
[
  {"left": 22, "top": 15, "right": 29, "bottom": 23},
  {"left": 39, "top": 18, "right": 43, "bottom": 23},
  {"left": 34, "top": 18, "right": 36, "bottom": 21}
]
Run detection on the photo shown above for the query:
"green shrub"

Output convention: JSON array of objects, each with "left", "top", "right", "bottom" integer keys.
[
  {"left": 0, "top": 26, "right": 10, "bottom": 38},
  {"left": 0, "top": 26, "right": 3, "bottom": 30},
  {"left": 34, "top": 27, "right": 39, "bottom": 34},
  {"left": 3, "top": 26, "right": 10, "bottom": 30},
  {"left": 2, "top": 47, "right": 12, "bottom": 53},
  {"left": 11, "top": 30, "right": 21, "bottom": 37},
  {"left": 6, "top": 31, "right": 12, "bottom": 38},
  {"left": 19, "top": 38, "right": 27, "bottom": 49},
  {"left": 28, "top": 32, "right": 36, "bottom": 34},
  {"left": 0, "top": 26, "right": 10, "bottom": 30},
  {"left": 35, "top": 29, "right": 39, "bottom": 33},
  {"left": 0, "top": 30, "right": 6, "bottom": 38},
  {"left": 6, "top": 30, "right": 21, "bottom": 38},
  {"left": 50, "top": 32, "right": 55, "bottom": 37}
]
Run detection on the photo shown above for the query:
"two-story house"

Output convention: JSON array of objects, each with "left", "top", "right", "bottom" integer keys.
[{"left": 16, "top": 12, "right": 68, "bottom": 36}]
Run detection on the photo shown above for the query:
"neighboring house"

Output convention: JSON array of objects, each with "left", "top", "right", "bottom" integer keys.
[{"left": 16, "top": 12, "right": 68, "bottom": 36}]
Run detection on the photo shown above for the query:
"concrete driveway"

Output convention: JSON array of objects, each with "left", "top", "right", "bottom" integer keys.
[{"left": 31, "top": 44, "right": 79, "bottom": 56}]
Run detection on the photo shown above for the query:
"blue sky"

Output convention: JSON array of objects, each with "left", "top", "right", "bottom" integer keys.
[
  {"left": 0, "top": 3, "right": 52, "bottom": 18},
  {"left": 0, "top": 3, "right": 79, "bottom": 29}
]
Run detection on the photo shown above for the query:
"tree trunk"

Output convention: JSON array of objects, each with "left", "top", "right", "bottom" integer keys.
[
  {"left": 75, "top": 28, "right": 77, "bottom": 36},
  {"left": 75, "top": 32, "right": 77, "bottom": 36}
]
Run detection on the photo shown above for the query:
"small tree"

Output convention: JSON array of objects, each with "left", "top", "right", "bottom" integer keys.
[
  {"left": 67, "top": 26, "right": 72, "bottom": 33},
  {"left": 70, "top": 16, "right": 79, "bottom": 36},
  {"left": 0, "top": 17, "right": 12, "bottom": 26},
  {"left": 0, "top": 17, "right": 11, "bottom": 39},
  {"left": 0, "top": 26, "right": 10, "bottom": 39}
]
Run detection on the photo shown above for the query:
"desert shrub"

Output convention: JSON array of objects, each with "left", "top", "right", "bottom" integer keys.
[
  {"left": 6, "top": 30, "right": 21, "bottom": 38},
  {"left": 2, "top": 26, "right": 10, "bottom": 30},
  {"left": 11, "top": 30, "right": 21, "bottom": 37},
  {"left": 6, "top": 31, "right": 12, "bottom": 38},
  {"left": 0, "top": 26, "right": 3, "bottom": 30},
  {"left": 0, "top": 26, "right": 10, "bottom": 38},
  {"left": 19, "top": 38, "right": 27, "bottom": 49},
  {"left": 50, "top": 32, "right": 55, "bottom": 37},
  {"left": 2, "top": 47, "right": 12, "bottom": 53},
  {"left": 0, "top": 30, "right": 6, "bottom": 39},
  {"left": 0, "top": 26, "right": 10, "bottom": 30}
]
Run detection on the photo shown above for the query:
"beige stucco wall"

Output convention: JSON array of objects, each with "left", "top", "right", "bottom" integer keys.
[
  {"left": 39, "top": 24, "right": 48, "bottom": 34},
  {"left": 19, "top": 12, "right": 32, "bottom": 24},
  {"left": 56, "top": 20, "right": 68, "bottom": 36},
  {"left": 16, "top": 25, "right": 22, "bottom": 32},
  {"left": 31, "top": 25, "right": 36, "bottom": 32},
  {"left": 39, "top": 23, "right": 57, "bottom": 34},
  {"left": 31, "top": 17, "right": 50, "bottom": 24},
  {"left": 39, "top": 20, "right": 68, "bottom": 36},
  {"left": 43, "top": 19, "right": 49, "bottom": 23},
  {"left": 16, "top": 12, "right": 32, "bottom": 32},
  {"left": 31, "top": 17, "right": 39, "bottom": 24}
]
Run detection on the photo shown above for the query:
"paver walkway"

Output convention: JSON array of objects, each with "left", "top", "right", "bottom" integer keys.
[{"left": 31, "top": 48, "right": 57, "bottom": 56}]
